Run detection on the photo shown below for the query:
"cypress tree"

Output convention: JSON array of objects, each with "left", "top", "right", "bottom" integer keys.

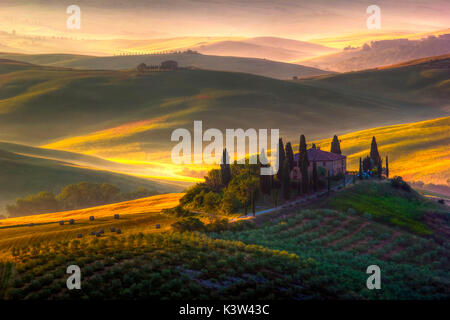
[
  {"left": 281, "top": 159, "right": 291, "bottom": 200},
  {"left": 276, "top": 138, "right": 286, "bottom": 182},
  {"left": 385, "top": 155, "right": 389, "bottom": 179},
  {"left": 312, "top": 160, "right": 318, "bottom": 192},
  {"left": 285, "top": 142, "right": 295, "bottom": 171},
  {"left": 271, "top": 185, "right": 279, "bottom": 208},
  {"left": 370, "top": 136, "right": 381, "bottom": 166},
  {"left": 363, "top": 156, "right": 373, "bottom": 172},
  {"left": 330, "top": 135, "right": 342, "bottom": 155},
  {"left": 259, "top": 149, "right": 271, "bottom": 195},
  {"left": 299, "top": 135, "right": 309, "bottom": 194},
  {"left": 220, "top": 148, "right": 232, "bottom": 187},
  {"left": 377, "top": 158, "right": 382, "bottom": 179},
  {"left": 359, "top": 157, "right": 363, "bottom": 180}
]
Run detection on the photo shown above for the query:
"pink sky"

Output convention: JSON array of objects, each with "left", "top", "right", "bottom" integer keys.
[{"left": 0, "top": 0, "right": 448, "bottom": 40}]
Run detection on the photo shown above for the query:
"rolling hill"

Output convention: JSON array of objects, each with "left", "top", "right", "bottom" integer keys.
[
  {"left": 0, "top": 55, "right": 448, "bottom": 185},
  {"left": 0, "top": 52, "right": 330, "bottom": 80},
  {"left": 0, "top": 180, "right": 448, "bottom": 300},
  {"left": 188, "top": 37, "right": 337, "bottom": 62},
  {"left": 300, "top": 33, "right": 450, "bottom": 72},
  {"left": 0, "top": 148, "right": 185, "bottom": 216},
  {"left": 297, "top": 54, "right": 450, "bottom": 109},
  {"left": 0, "top": 193, "right": 184, "bottom": 228},
  {"left": 311, "top": 116, "right": 450, "bottom": 186}
]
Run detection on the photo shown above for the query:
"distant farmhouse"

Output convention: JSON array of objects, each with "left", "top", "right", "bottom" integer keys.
[
  {"left": 137, "top": 60, "right": 179, "bottom": 72},
  {"left": 291, "top": 145, "right": 346, "bottom": 180},
  {"left": 161, "top": 60, "right": 179, "bottom": 70}
]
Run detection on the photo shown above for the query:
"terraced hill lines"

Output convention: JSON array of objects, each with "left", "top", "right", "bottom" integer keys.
[{"left": 219, "top": 208, "right": 449, "bottom": 273}]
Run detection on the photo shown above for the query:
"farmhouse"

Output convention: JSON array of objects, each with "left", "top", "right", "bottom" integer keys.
[
  {"left": 160, "top": 60, "right": 178, "bottom": 70},
  {"left": 291, "top": 146, "right": 346, "bottom": 180},
  {"left": 137, "top": 60, "right": 179, "bottom": 72}
]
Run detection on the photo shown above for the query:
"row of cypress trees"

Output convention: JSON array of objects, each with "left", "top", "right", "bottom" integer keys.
[
  {"left": 358, "top": 136, "right": 389, "bottom": 179},
  {"left": 258, "top": 135, "right": 315, "bottom": 201},
  {"left": 219, "top": 134, "right": 345, "bottom": 205}
]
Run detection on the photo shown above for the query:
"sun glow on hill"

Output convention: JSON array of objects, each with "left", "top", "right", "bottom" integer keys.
[
  {"left": 311, "top": 116, "right": 450, "bottom": 185},
  {"left": 0, "top": 193, "right": 184, "bottom": 227},
  {"left": 308, "top": 29, "right": 450, "bottom": 49},
  {"left": 41, "top": 116, "right": 449, "bottom": 186},
  {"left": 121, "top": 37, "right": 245, "bottom": 55}
]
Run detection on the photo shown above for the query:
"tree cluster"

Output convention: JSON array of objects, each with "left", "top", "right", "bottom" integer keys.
[{"left": 6, "top": 183, "right": 157, "bottom": 217}]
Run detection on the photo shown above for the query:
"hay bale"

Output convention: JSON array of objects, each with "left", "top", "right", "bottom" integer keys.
[
  {"left": 69, "top": 219, "right": 75, "bottom": 224},
  {"left": 114, "top": 214, "right": 120, "bottom": 219},
  {"left": 90, "top": 231, "right": 96, "bottom": 236},
  {"left": 116, "top": 229, "right": 122, "bottom": 234},
  {"left": 59, "top": 221, "right": 64, "bottom": 225},
  {"left": 77, "top": 234, "right": 83, "bottom": 238},
  {"left": 96, "top": 232, "right": 102, "bottom": 237},
  {"left": 89, "top": 216, "right": 95, "bottom": 221},
  {"left": 110, "top": 227, "right": 116, "bottom": 232},
  {"left": 99, "top": 229, "right": 104, "bottom": 234},
  {"left": 156, "top": 224, "right": 161, "bottom": 229}
]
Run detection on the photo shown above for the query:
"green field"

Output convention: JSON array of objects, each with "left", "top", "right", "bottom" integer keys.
[
  {"left": 299, "top": 54, "right": 450, "bottom": 105},
  {"left": 0, "top": 181, "right": 448, "bottom": 300},
  {"left": 0, "top": 56, "right": 448, "bottom": 213},
  {"left": 0, "top": 57, "right": 447, "bottom": 156},
  {"left": 310, "top": 116, "right": 450, "bottom": 186},
  {"left": 0, "top": 149, "right": 183, "bottom": 215},
  {"left": 320, "top": 182, "right": 439, "bottom": 234},
  {"left": 0, "top": 52, "right": 331, "bottom": 80}
]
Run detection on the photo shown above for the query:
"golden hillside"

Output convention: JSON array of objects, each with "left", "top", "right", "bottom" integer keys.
[
  {"left": 312, "top": 116, "right": 450, "bottom": 185},
  {"left": 0, "top": 193, "right": 184, "bottom": 227}
]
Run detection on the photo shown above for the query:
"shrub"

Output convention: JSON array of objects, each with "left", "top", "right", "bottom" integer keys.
[
  {"left": 206, "top": 219, "right": 229, "bottom": 233},
  {"left": 180, "top": 183, "right": 209, "bottom": 206},
  {"left": 203, "top": 191, "right": 221, "bottom": 211},
  {"left": 390, "top": 176, "right": 411, "bottom": 192},
  {"left": 7, "top": 191, "right": 59, "bottom": 217},
  {"left": 171, "top": 218, "right": 206, "bottom": 233},
  {"left": 221, "top": 189, "right": 241, "bottom": 214},
  {"left": 363, "top": 212, "right": 373, "bottom": 220},
  {"left": 161, "top": 205, "right": 194, "bottom": 217}
]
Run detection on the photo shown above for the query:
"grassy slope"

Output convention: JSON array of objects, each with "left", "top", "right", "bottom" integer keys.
[
  {"left": 0, "top": 149, "right": 183, "bottom": 215},
  {"left": 219, "top": 209, "right": 449, "bottom": 299},
  {"left": 0, "top": 52, "right": 331, "bottom": 80},
  {"left": 0, "top": 56, "right": 447, "bottom": 192},
  {"left": 1, "top": 232, "right": 311, "bottom": 300},
  {"left": 300, "top": 35, "right": 450, "bottom": 72},
  {"left": 0, "top": 193, "right": 184, "bottom": 227},
  {"left": 299, "top": 54, "right": 450, "bottom": 105},
  {"left": 0, "top": 57, "right": 446, "bottom": 154},
  {"left": 0, "top": 181, "right": 448, "bottom": 299},
  {"left": 0, "top": 141, "right": 130, "bottom": 170},
  {"left": 0, "top": 193, "right": 185, "bottom": 254},
  {"left": 321, "top": 182, "right": 440, "bottom": 235},
  {"left": 311, "top": 116, "right": 450, "bottom": 185}
]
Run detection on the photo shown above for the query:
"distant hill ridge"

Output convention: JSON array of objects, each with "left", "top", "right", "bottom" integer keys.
[
  {"left": 0, "top": 52, "right": 331, "bottom": 80},
  {"left": 301, "top": 33, "right": 450, "bottom": 72}
]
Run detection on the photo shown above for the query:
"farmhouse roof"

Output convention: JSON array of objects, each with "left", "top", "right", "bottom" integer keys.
[{"left": 294, "top": 148, "right": 346, "bottom": 162}]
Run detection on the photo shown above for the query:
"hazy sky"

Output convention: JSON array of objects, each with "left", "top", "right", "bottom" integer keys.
[{"left": 0, "top": 0, "right": 448, "bottom": 40}]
